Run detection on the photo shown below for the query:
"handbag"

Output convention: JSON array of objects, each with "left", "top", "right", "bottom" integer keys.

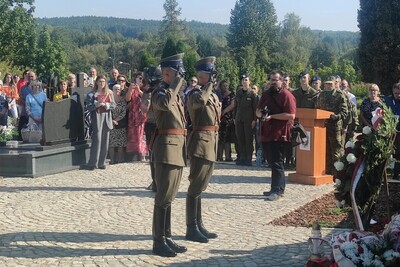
[
  {"left": 290, "top": 121, "right": 308, "bottom": 147},
  {"left": 114, "top": 117, "right": 127, "bottom": 129}
]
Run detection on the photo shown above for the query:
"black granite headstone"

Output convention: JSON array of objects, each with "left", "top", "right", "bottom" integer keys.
[{"left": 42, "top": 97, "right": 84, "bottom": 145}]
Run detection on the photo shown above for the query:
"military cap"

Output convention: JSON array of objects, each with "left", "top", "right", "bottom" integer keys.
[
  {"left": 241, "top": 72, "right": 250, "bottom": 79},
  {"left": 298, "top": 69, "right": 309, "bottom": 78},
  {"left": 160, "top": 53, "right": 185, "bottom": 72},
  {"left": 311, "top": 76, "right": 321, "bottom": 83},
  {"left": 195, "top": 56, "right": 216, "bottom": 73},
  {"left": 324, "top": 76, "right": 336, "bottom": 84},
  {"left": 335, "top": 74, "right": 341, "bottom": 79}
]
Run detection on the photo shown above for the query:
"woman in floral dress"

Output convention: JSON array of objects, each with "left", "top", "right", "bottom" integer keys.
[
  {"left": 359, "top": 83, "right": 383, "bottom": 127},
  {"left": 217, "top": 80, "right": 236, "bottom": 161},
  {"left": 125, "top": 72, "right": 147, "bottom": 161}
]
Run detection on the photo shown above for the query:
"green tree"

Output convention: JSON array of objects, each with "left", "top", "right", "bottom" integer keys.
[
  {"left": 0, "top": 0, "right": 37, "bottom": 67},
  {"left": 358, "top": 0, "right": 400, "bottom": 94},
  {"left": 34, "top": 26, "right": 68, "bottom": 81},
  {"left": 309, "top": 42, "right": 335, "bottom": 70},
  {"left": 160, "top": 0, "right": 188, "bottom": 42},
  {"left": 271, "top": 13, "right": 313, "bottom": 84},
  {"left": 216, "top": 56, "right": 240, "bottom": 91},
  {"left": 227, "top": 0, "right": 279, "bottom": 68}
]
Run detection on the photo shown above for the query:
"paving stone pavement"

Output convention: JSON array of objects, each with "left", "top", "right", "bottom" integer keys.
[{"left": 0, "top": 162, "right": 337, "bottom": 266}]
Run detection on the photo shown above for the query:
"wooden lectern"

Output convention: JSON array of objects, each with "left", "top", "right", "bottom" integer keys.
[{"left": 288, "top": 108, "right": 333, "bottom": 185}]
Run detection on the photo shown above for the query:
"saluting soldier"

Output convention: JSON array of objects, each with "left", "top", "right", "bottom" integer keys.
[
  {"left": 233, "top": 73, "right": 258, "bottom": 166},
  {"left": 316, "top": 76, "right": 349, "bottom": 175},
  {"left": 150, "top": 53, "right": 187, "bottom": 257},
  {"left": 185, "top": 57, "right": 221, "bottom": 243}
]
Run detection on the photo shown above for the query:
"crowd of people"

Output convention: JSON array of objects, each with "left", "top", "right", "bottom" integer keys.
[{"left": 2, "top": 56, "right": 400, "bottom": 257}]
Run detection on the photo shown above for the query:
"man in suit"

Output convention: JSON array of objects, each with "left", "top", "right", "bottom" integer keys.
[
  {"left": 185, "top": 57, "right": 221, "bottom": 243},
  {"left": 150, "top": 53, "right": 187, "bottom": 257}
]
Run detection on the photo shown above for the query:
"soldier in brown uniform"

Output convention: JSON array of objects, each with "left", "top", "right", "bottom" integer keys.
[
  {"left": 150, "top": 53, "right": 187, "bottom": 257},
  {"left": 233, "top": 74, "right": 258, "bottom": 166},
  {"left": 185, "top": 57, "right": 221, "bottom": 243}
]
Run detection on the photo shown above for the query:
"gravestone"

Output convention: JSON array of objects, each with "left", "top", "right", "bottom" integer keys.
[
  {"left": 42, "top": 98, "right": 84, "bottom": 145},
  {"left": 0, "top": 73, "right": 92, "bottom": 177}
]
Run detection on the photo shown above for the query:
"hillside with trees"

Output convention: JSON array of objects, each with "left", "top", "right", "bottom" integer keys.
[{"left": 1, "top": 0, "right": 366, "bottom": 92}]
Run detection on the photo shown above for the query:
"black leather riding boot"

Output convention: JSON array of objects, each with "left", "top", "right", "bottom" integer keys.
[
  {"left": 197, "top": 195, "right": 218, "bottom": 239},
  {"left": 152, "top": 205, "right": 177, "bottom": 257},
  {"left": 165, "top": 205, "right": 187, "bottom": 253},
  {"left": 185, "top": 195, "right": 208, "bottom": 243}
]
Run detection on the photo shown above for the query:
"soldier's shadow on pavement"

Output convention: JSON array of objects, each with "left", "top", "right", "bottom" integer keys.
[
  {"left": 0, "top": 232, "right": 151, "bottom": 258},
  {"left": 214, "top": 162, "right": 271, "bottom": 171},
  {"left": 169, "top": 243, "right": 312, "bottom": 267},
  {"left": 0, "top": 186, "right": 157, "bottom": 198},
  {"left": 210, "top": 175, "right": 269, "bottom": 184}
]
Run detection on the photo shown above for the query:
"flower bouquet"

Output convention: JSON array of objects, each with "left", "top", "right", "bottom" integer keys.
[
  {"left": 0, "top": 123, "right": 18, "bottom": 143},
  {"left": 333, "top": 106, "right": 397, "bottom": 229},
  {"left": 330, "top": 214, "right": 400, "bottom": 267}
]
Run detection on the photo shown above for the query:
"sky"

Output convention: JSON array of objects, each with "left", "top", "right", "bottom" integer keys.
[{"left": 33, "top": 0, "right": 360, "bottom": 32}]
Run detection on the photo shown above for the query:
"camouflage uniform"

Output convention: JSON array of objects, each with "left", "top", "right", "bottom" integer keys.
[{"left": 316, "top": 87, "right": 349, "bottom": 174}]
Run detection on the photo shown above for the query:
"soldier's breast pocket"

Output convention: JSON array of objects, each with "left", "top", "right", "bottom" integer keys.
[
  {"left": 241, "top": 97, "right": 252, "bottom": 107},
  {"left": 159, "top": 135, "right": 180, "bottom": 147},
  {"left": 195, "top": 131, "right": 212, "bottom": 142}
]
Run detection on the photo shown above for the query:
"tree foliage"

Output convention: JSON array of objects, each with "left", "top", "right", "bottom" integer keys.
[
  {"left": 358, "top": 0, "right": 400, "bottom": 95},
  {"left": 271, "top": 13, "right": 313, "bottom": 86},
  {"left": 34, "top": 25, "right": 68, "bottom": 81},
  {"left": 0, "top": 0, "right": 36, "bottom": 67},
  {"left": 227, "top": 0, "right": 279, "bottom": 68},
  {"left": 160, "top": 0, "right": 188, "bottom": 42}
]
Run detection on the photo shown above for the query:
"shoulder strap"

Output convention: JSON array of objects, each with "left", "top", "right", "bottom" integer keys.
[{"left": 30, "top": 93, "right": 44, "bottom": 108}]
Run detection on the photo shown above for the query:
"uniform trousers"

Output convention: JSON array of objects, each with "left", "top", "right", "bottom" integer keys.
[
  {"left": 154, "top": 163, "right": 183, "bottom": 208},
  {"left": 235, "top": 120, "right": 254, "bottom": 161},
  {"left": 188, "top": 156, "right": 215, "bottom": 197},
  {"left": 326, "top": 124, "right": 344, "bottom": 174}
]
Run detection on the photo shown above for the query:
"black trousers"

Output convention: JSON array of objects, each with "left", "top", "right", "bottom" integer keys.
[{"left": 262, "top": 141, "right": 286, "bottom": 194}]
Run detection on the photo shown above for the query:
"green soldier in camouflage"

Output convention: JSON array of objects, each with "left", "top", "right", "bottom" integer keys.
[{"left": 316, "top": 76, "right": 349, "bottom": 175}]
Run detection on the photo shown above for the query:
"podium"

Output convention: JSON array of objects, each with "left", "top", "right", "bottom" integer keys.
[{"left": 288, "top": 108, "right": 333, "bottom": 185}]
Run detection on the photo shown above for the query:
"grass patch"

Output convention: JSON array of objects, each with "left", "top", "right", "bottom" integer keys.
[{"left": 326, "top": 207, "right": 353, "bottom": 216}]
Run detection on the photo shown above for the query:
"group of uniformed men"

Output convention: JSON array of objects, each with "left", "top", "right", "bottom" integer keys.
[
  {"left": 148, "top": 51, "right": 356, "bottom": 256},
  {"left": 150, "top": 53, "right": 220, "bottom": 257}
]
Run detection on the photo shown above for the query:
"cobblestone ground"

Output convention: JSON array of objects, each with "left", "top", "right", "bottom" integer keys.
[{"left": 0, "top": 162, "right": 335, "bottom": 266}]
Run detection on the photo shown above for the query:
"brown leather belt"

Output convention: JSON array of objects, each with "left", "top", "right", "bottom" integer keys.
[
  {"left": 157, "top": 128, "right": 187, "bottom": 136},
  {"left": 192, "top": 125, "right": 219, "bottom": 132}
]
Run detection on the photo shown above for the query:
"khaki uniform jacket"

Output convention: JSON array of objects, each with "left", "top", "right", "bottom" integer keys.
[
  {"left": 292, "top": 86, "right": 318, "bottom": 108},
  {"left": 187, "top": 83, "right": 221, "bottom": 162},
  {"left": 151, "top": 78, "right": 186, "bottom": 167},
  {"left": 233, "top": 88, "right": 258, "bottom": 122}
]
